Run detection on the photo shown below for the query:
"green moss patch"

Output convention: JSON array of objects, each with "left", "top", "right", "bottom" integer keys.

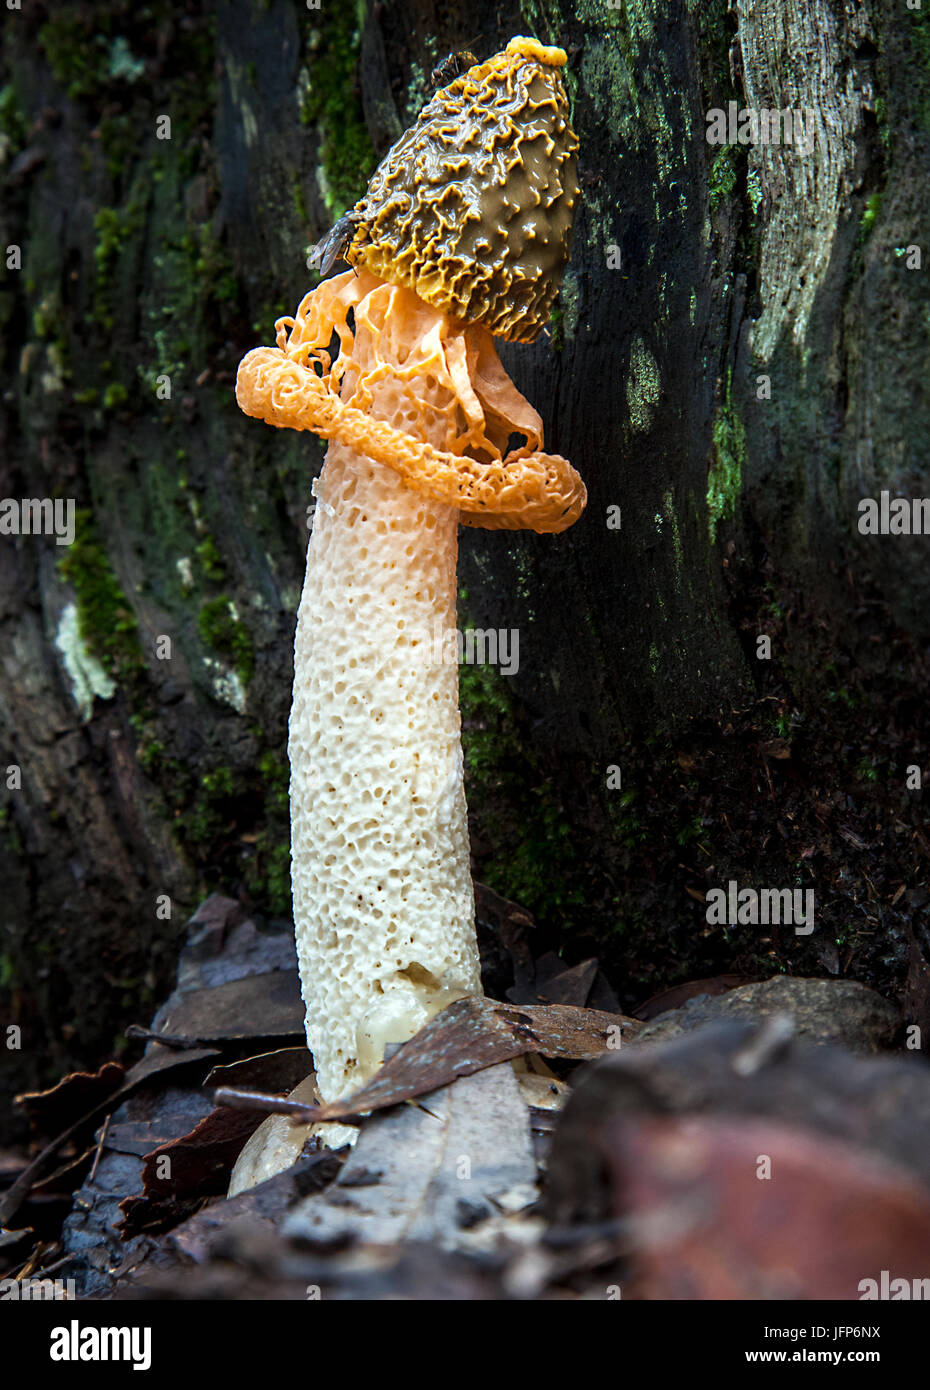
[
  {"left": 300, "top": 4, "right": 374, "bottom": 216},
  {"left": 58, "top": 509, "right": 145, "bottom": 682},
  {"left": 707, "top": 368, "right": 745, "bottom": 541},
  {"left": 198, "top": 596, "right": 255, "bottom": 685}
]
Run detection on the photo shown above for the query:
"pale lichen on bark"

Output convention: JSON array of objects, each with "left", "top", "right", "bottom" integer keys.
[{"left": 737, "top": 0, "right": 875, "bottom": 362}]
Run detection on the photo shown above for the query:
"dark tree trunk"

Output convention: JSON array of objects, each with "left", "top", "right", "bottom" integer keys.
[{"left": 2, "top": 0, "right": 928, "bottom": 1131}]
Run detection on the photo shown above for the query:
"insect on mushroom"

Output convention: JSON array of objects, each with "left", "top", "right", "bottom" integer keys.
[
  {"left": 307, "top": 211, "right": 361, "bottom": 277},
  {"left": 305, "top": 47, "right": 479, "bottom": 275},
  {"left": 230, "top": 37, "right": 584, "bottom": 1189},
  {"left": 430, "top": 48, "right": 479, "bottom": 89}
]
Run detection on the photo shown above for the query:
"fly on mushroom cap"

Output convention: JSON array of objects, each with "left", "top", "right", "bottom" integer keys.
[{"left": 343, "top": 36, "right": 579, "bottom": 343}]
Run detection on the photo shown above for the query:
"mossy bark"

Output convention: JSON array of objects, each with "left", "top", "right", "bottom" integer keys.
[{"left": 1, "top": 0, "right": 928, "bottom": 1129}]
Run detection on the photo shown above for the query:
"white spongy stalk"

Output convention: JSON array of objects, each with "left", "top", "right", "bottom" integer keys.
[{"left": 289, "top": 441, "right": 482, "bottom": 1101}]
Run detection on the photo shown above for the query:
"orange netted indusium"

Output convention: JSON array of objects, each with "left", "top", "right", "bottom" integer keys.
[{"left": 235, "top": 269, "right": 586, "bottom": 533}]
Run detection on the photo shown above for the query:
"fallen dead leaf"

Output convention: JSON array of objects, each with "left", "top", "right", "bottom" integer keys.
[
  {"left": 146, "top": 971, "right": 305, "bottom": 1046},
  {"left": 0, "top": 1044, "right": 228, "bottom": 1232},
  {"left": 215, "top": 995, "right": 639, "bottom": 1127},
  {"left": 533, "top": 956, "right": 599, "bottom": 1007},
  {"left": 205, "top": 1048, "right": 313, "bottom": 1094},
  {"left": 633, "top": 975, "right": 751, "bottom": 1022},
  {"left": 16, "top": 1063, "right": 125, "bottom": 1136},
  {"left": 284, "top": 1062, "right": 536, "bottom": 1251},
  {"left": 474, "top": 881, "right": 536, "bottom": 1002},
  {"left": 118, "top": 1107, "right": 267, "bottom": 1239}
]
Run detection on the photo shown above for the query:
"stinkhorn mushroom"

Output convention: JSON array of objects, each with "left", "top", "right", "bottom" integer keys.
[{"left": 233, "top": 37, "right": 584, "bottom": 1146}]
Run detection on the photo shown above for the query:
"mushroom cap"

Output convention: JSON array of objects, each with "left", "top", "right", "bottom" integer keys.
[
  {"left": 236, "top": 270, "right": 586, "bottom": 533},
  {"left": 345, "top": 36, "right": 579, "bottom": 344}
]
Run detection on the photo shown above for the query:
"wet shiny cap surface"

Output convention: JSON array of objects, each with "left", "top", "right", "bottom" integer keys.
[{"left": 346, "top": 36, "right": 580, "bottom": 343}]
